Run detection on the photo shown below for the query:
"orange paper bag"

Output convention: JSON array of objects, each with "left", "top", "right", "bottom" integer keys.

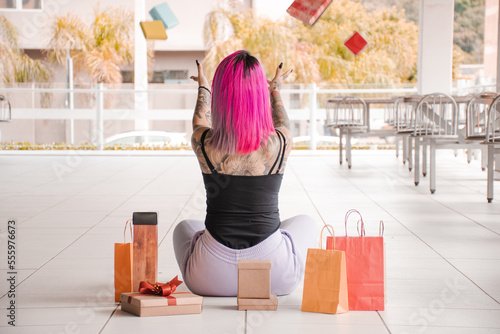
[
  {"left": 114, "top": 219, "right": 134, "bottom": 302},
  {"left": 301, "top": 225, "right": 349, "bottom": 314},
  {"left": 327, "top": 209, "right": 385, "bottom": 310}
]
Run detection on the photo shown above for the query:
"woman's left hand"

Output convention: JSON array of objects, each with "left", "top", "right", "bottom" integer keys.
[{"left": 268, "top": 62, "right": 293, "bottom": 93}]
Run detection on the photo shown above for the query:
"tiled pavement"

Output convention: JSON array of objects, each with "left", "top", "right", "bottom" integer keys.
[{"left": 0, "top": 150, "right": 499, "bottom": 333}]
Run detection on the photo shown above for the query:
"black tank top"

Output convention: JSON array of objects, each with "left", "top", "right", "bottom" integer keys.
[{"left": 200, "top": 129, "right": 286, "bottom": 249}]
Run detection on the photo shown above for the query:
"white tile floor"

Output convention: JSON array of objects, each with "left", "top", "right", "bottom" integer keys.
[{"left": 0, "top": 149, "right": 499, "bottom": 334}]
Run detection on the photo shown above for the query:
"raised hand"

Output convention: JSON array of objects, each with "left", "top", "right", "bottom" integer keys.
[
  {"left": 268, "top": 62, "right": 293, "bottom": 93},
  {"left": 190, "top": 60, "right": 210, "bottom": 88}
]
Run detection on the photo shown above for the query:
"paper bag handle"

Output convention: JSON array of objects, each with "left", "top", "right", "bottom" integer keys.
[
  {"left": 379, "top": 220, "right": 385, "bottom": 236},
  {"left": 124, "top": 219, "right": 133, "bottom": 243},
  {"left": 320, "top": 225, "right": 335, "bottom": 250},
  {"left": 356, "top": 219, "right": 365, "bottom": 236},
  {"left": 345, "top": 209, "right": 365, "bottom": 236}
]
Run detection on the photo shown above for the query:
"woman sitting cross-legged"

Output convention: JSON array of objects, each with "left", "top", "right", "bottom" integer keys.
[{"left": 173, "top": 50, "right": 319, "bottom": 296}]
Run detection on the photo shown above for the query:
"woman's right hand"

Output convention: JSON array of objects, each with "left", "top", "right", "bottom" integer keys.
[
  {"left": 268, "top": 63, "right": 293, "bottom": 93},
  {"left": 190, "top": 60, "right": 210, "bottom": 88}
]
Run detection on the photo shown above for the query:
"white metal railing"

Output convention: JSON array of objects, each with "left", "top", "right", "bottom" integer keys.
[
  {"left": 0, "top": 83, "right": 494, "bottom": 150},
  {"left": 0, "top": 95, "right": 11, "bottom": 121}
]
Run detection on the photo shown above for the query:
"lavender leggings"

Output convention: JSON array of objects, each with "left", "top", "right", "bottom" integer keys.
[{"left": 173, "top": 215, "right": 319, "bottom": 297}]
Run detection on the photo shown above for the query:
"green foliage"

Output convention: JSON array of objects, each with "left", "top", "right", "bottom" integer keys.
[
  {"left": 453, "top": 0, "right": 484, "bottom": 63},
  {"left": 362, "top": 0, "right": 418, "bottom": 22},
  {"left": 363, "top": 0, "right": 485, "bottom": 65},
  {"left": 455, "top": 0, "right": 477, "bottom": 13}
]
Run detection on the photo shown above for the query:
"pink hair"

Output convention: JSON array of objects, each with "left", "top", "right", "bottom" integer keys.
[{"left": 210, "top": 50, "right": 275, "bottom": 154}]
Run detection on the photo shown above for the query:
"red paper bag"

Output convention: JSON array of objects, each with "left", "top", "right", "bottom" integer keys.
[
  {"left": 114, "top": 219, "right": 134, "bottom": 302},
  {"left": 301, "top": 225, "right": 349, "bottom": 314},
  {"left": 326, "top": 210, "right": 384, "bottom": 310}
]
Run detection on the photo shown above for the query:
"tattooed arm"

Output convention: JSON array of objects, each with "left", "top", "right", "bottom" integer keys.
[
  {"left": 191, "top": 87, "right": 212, "bottom": 172},
  {"left": 189, "top": 60, "right": 213, "bottom": 172},
  {"left": 270, "top": 90, "right": 290, "bottom": 130},
  {"left": 268, "top": 63, "right": 294, "bottom": 173},
  {"left": 191, "top": 60, "right": 212, "bottom": 132},
  {"left": 193, "top": 88, "right": 212, "bottom": 132},
  {"left": 268, "top": 63, "right": 292, "bottom": 131}
]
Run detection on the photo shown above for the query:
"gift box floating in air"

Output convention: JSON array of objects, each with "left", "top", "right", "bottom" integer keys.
[
  {"left": 286, "top": 0, "right": 333, "bottom": 26},
  {"left": 344, "top": 31, "right": 368, "bottom": 57},
  {"left": 140, "top": 21, "right": 168, "bottom": 40},
  {"left": 149, "top": 2, "right": 179, "bottom": 29}
]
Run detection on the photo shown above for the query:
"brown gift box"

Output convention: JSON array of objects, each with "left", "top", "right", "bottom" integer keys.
[
  {"left": 121, "top": 291, "right": 203, "bottom": 317},
  {"left": 237, "top": 294, "right": 278, "bottom": 310},
  {"left": 139, "top": 21, "right": 168, "bottom": 40},
  {"left": 132, "top": 212, "right": 158, "bottom": 292},
  {"left": 238, "top": 260, "right": 272, "bottom": 299}
]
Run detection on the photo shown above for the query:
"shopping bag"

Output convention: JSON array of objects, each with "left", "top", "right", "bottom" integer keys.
[
  {"left": 114, "top": 219, "right": 134, "bottom": 302},
  {"left": 327, "top": 209, "right": 385, "bottom": 310},
  {"left": 301, "top": 225, "right": 349, "bottom": 314}
]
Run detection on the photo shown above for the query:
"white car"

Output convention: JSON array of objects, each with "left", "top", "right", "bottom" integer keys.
[{"left": 105, "top": 131, "right": 189, "bottom": 147}]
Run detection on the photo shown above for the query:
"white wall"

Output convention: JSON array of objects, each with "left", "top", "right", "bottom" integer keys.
[{"left": 147, "top": 0, "right": 217, "bottom": 51}]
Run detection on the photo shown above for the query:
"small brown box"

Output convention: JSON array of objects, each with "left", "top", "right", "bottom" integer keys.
[
  {"left": 121, "top": 291, "right": 203, "bottom": 317},
  {"left": 139, "top": 21, "right": 168, "bottom": 40},
  {"left": 237, "top": 294, "right": 278, "bottom": 310},
  {"left": 237, "top": 260, "right": 272, "bottom": 299}
]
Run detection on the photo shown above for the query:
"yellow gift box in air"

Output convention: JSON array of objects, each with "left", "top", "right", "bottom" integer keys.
[{"left": 140, "top": 21, "right": 168, "bottom": 40}]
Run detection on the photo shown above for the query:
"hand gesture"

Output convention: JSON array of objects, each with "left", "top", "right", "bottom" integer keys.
[
  {"left": 190, "top": 60, "right": 210, "bottom": 88},
  {"left": 268, "top": 63, "right": 293, "bottom": 93}
]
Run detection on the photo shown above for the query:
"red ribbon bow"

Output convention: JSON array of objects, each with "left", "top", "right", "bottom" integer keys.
[{"left": 138, "top": 276, "right": 183, "bottom": 296}]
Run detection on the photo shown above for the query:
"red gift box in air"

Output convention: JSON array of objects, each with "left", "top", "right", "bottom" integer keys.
[
  {"left": 344, "top": 31, "right": 368, "bottom": 56},
  {"left": 287, "top": 0, "right": 333, "bottom": 26}
]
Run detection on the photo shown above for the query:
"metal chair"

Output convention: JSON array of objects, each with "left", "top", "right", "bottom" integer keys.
[
  {"left": 394, "top": 95, "right": 423, "bottom": 172},
  {"left": 326, "top": 96, "right": 367, "bottom": 169},
  {"left": 0, "top": 95, "right": 11, "bottom": 122},
  {"left": 411, "top": 93, "right": 459, "bottom": 193},
  {"left": 383, "top": 97, "right": 400, "bottom": 157},
  {"left": 464, "top": 92, "right": 497, "bottom": 169}
]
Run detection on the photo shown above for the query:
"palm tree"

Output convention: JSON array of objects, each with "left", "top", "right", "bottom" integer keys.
[
  {"left": 0, "top": 17, "right": 51, "bottom": 84},
  {"left": 46, "top": 7, "right": 135, "bottom": 84}
]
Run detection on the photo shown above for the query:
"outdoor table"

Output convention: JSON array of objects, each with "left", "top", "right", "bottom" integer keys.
[
  {"left": 360, "top": 97, "right": 396, "bottom": 132},
  {"left": 326, "top": 96, "right": 396, "bottom": 134}
]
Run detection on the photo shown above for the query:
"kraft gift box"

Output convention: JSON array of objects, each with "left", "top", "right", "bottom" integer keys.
[
  {"left": 139, "top": 21, "right": 168, "bottom": 40},
  {"left": 237, "top": 260, "right": 271, "bottom": 299},
  {"left": 121, "top": 291, "right": 203, "bottom": 317},
  {"left": 237, "top": 294, "right": 278, "bottom": 311}
]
